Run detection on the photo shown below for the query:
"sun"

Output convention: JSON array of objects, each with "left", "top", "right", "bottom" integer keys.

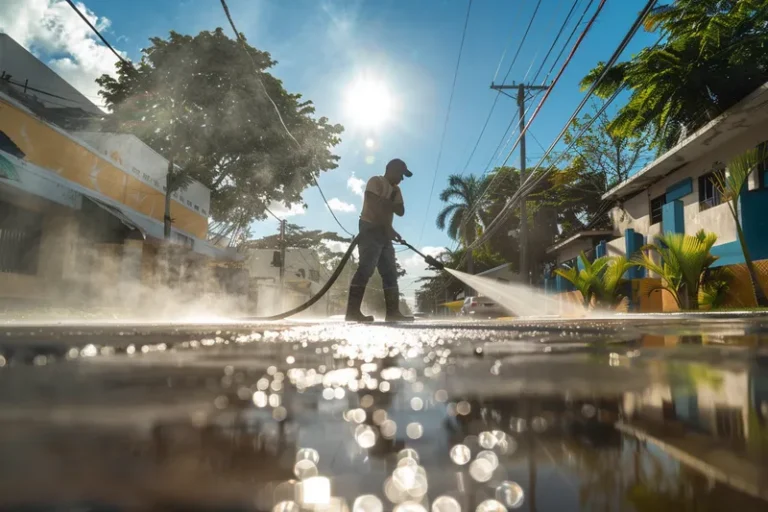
[{"left": 344, "top": 77, "right": 394, "bottom": 129}]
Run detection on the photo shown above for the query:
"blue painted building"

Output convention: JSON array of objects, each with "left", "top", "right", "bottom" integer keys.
[{"left": 552, "top": 81, "right": 768, "bottom": 274}]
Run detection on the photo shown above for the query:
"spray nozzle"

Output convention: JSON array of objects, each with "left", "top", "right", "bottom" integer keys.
[{"left": 424, "top": 255, "right": 445, "bottom": 271}]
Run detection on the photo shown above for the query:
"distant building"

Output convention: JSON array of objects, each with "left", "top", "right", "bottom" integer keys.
[
  {"left": 240, "top": 247, "right": 328, "bottom": 317},
  {"left": 0, "top": 34, "right": 237, "bottom": 307}
]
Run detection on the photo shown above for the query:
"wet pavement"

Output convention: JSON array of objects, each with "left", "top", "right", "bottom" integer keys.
[{"left": 1, "top": 316, "right": 768, "bottom": 511}]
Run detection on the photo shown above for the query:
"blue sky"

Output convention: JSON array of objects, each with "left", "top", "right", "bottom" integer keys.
[{"left": 3, "top": 0, "right": 658, "bottom": 297}]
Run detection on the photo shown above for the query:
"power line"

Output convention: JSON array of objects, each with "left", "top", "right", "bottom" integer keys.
[
  {"left": 460, "top": 0, "right": 544, "bottom": 176},
  {"left": 531, "top": 0, "right": 582, "bottom": 85},
  {"left": 540, "top": 0, "right": 597, "bottom": 84},
  {"left": 455, "top": 0, "right": 608, "bottom": 238},
  {"left": 467, "top": 0, "right": 659, "bottom": 253},
  {"left": 219, "top": 0, "right": 353, "bottom": 237},
  {"left": 417, "top": 0, "right": 474, "bottom": 246},
  {"left": 63, "top": 0, "right": 129, "bottom": 66}
]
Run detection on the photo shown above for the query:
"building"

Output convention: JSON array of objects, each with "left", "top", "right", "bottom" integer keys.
[
  {"left": 240, "top": 247, "right": 329, "bottom": 317},
  {"left": 548, "top": 81, "right": 768, "bottom": 308},
  {"left": 0, "top": 34, "right": 237, "bottom": 308}
]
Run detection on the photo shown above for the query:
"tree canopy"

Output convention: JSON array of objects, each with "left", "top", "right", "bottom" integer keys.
[
  {"left": 97, "top": 28, "right": 343, "bottom": 236},
  {"left": 581, "top": 0, "right": 768, "bottom": 150}
]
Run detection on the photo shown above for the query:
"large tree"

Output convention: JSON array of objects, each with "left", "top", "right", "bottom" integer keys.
[
  {"left": 97, "top": 29, "right": 343, "bottom": 239},
  {"left": 581, "top": 0, "right": 768, "bottom": 151}
]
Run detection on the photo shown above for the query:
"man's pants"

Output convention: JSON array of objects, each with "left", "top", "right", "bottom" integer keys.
[{"left": 350, "top": 221, "right": 399, "bottom": 290}]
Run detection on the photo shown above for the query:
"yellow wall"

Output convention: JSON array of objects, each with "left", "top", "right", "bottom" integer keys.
[{"left": 0, "top": 99, "right": 207, "bottom": 238}]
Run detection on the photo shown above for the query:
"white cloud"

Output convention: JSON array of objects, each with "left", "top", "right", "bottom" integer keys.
[
  {"left": 268, "top": 202, "right": 306, "bottom": 217},
  {"left": 401, "top": 246, "right": 446, "bottom": 272},
  {"left": 0, "top": 0, "right": 127, "bottom": 108},
  {"left": 323, "top": 239, "right": 351, "bottom": 253},
  {"left": 327, "top": 197, "right": 357, "bottom": 213},
  {"left": 347, "top": 174, "right": 365, "bottom": 196}
]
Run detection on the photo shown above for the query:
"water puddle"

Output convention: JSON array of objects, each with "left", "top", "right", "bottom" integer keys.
[{"left": 0, "top": 319, "right": 767, "bottom": 509}]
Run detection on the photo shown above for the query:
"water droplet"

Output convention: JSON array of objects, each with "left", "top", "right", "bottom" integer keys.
[
  {"left": 299, "top": 476, "right": 331, "bottom": 505},
  {"left": 581, "top": 404, "right": 597, "bottom": 418},
  {"left": 432, "top": 496, "right": 461, "bottom": 512},
  {"left": 360, "top": 394, "right": 375, "bottom": 408},
  {"left": 495, "top": 481, "right": 525, "bottom": 509},
  {"left": 410, "top": 397, "right": 424, "bottom": 411},
  {"left": 406, "top": 422, "right": 423, "bottom": 439},
  {"left": 353, "top": 495, "right": 383, "bottom": 512},
  {"left": 475, "top": 499, "right": 506, "bottom": 512},
  {"left": 372, "top": 409, "right": 388, "bottom": 425},
  {"left": 379, "top": 381, "right": 391, "bottom": 392},
  {"left": 273, "top": 406, "right": 288, "bottom": 421},
  {"left": 293, "top": 459, "right": 318, "bottom": 480},
  {"left": 456, "top": 401, "right": 471, "bottom": 416},
  {"left": 334, "top": 387, "right": 346, "bottom": 399},
  {"left": 350, "top": 408, "right": 367, "bottom": 424},
  {"left": 435, "top": 389, "right": 448, "bottom": 402},
  {"left": 509, "top": 417, "right": 527, "bottom": 432},
  {"left": 296, "top": 448, "right": 320, "bottom": 465},
  {"left": 469, "top": 458, "right": 493, "bottom": 482},
  {"left": 380, "top": 419, "right": 397, "bottom": 439},
  {"left": 478, "top": 431, "right": 497, "bottom": 449},
  {"left": 397, "top": 448, "right": 420, "bottom": 463},
  {"left": 355, "top": 425, "right": 377, "bottom": 448},
  {"left": 322, "top": 388, "right": 335, "bottom": 400},
  {"left": 531, "top": 416, "right": 548, "bottom": 432},
  {"left": 477, "top": 450, "right": 499, "bottom": 471},
  {"left": 395, "top": 502, "right": 427, "bottom": 512},
  {"left": 286, "top": 355, "right": 296, "bottom": 364},
  {"left": 273, "top": 501, "right": 300, "bottom": 512},
  {"left": 450, "top": 444, "right": 471, "bottom": 465}
]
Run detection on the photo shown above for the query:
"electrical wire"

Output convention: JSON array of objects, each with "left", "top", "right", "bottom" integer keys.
[
  {"left": 530, "top": 0, "right": 582, "bottom": 85},
  {"left": 417, "top": 0, "right": 474, "bottom": 246},
  {"left": 451, "top": 0, "right": 608, "bottom": 239},
  {"left": 459, "top": 0, "right": 544, "bottom": 176},
  {"left": 63, "top": 0, "right": 130, "bottom": 66},
  {"left": 220, "top": 0, "right": 353, "bottom": 236},
  {"left": 540, "top": 0, "right": 597, "bottom": 84}
]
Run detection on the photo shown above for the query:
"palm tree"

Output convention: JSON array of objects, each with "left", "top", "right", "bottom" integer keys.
[
  {"left": 633, "top": 230, "right": 719, "bottom": 310},
  {"left": 714, "top": 147, "right": 768, "bottom": 306},
  {"left": 581, "top": 0, "right": 768, "bottom": 151},
  {"left": 436, "top": 174, "right": 490, "bottom": 276}
]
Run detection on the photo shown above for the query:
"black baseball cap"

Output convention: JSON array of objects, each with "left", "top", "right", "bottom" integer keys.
[{"left": 386, "top": 158, "right": 413, "bottom": 178}]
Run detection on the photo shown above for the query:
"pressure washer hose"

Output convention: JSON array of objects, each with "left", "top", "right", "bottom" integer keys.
[
  {"left": 242, "top": 236, "right": 444, "bottom": 321},
  {"left": 243, "top": 236, "right": 360, "bottom": 321}
]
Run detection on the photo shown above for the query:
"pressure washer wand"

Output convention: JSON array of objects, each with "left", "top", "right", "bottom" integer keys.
[{"left": 397, "top": 240, "right": 445, "bottom": 270}]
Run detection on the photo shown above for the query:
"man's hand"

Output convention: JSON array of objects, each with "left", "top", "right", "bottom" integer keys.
[{"left": 390, "top": 228, "right": 403, "bottom": 243}]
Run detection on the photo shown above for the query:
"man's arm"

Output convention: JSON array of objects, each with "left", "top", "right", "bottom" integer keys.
[{"left": 391, "top": 187, "right": 404, "bottom": 217}]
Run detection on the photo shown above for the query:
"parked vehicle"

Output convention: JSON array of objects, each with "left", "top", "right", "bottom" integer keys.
[{"left": 460, "top": 296, "right": 508, "bottom": 318}]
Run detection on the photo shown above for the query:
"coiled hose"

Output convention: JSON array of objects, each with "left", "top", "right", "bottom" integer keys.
[{"left": 242, "top": 236, "right": 359, "bottom": 321}]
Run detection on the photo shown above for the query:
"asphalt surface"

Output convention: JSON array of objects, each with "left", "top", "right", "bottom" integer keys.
[{"left": 1, "top": 316, "right": 767, "bottom": 510}]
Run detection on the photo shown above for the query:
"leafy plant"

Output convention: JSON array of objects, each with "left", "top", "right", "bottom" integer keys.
[
  {"left": 555, "top": 253, "right": 634, "bottom": 309},
  {"left": 634, "top": 230, "right": 719, "bottom": 310},
  {"left": 713, "top": 146, "right": 768, "bottom": 306},
  {"left": 699, "top": 266, "right": 732, "bottom": 310}
]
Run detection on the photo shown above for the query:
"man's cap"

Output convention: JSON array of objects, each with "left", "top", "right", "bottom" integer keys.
[{"left": 386, "top": 158, "right": 413, "bottom": 178}]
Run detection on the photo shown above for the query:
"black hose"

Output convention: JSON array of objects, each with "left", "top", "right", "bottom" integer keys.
[{"left": 242, "top": 236, "right": 359, "bottom": 321}]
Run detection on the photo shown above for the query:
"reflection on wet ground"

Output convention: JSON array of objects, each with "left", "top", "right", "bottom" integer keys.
[{"left": 1, "top": 317, "right": 768, "bottom": 510}]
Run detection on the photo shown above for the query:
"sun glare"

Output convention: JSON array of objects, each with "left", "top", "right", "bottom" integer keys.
[{"left": 344, "top": 77, "right": 394, "bottom": 129}]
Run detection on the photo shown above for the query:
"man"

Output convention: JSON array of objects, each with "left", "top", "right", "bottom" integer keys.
[{"left": 346, "top": 158, "right": 414, "bottom": 322}]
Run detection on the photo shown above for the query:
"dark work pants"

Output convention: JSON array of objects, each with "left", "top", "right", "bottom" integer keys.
[{"left": 350, "top": 220, "right": 399, "bottom": 290}]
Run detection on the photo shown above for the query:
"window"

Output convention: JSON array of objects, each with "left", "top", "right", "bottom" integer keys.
[
  {"left": 699, "top": 169, "right": 725, "bottom": 210},
  {"left": 309, "top": 269, "right": 320, "bottom": 282},
  {"left": 758, "top": 142, "right": 768, "bottom": 188},
  {"left": 650, "top": 195, "right": 665, "bottom": 225}
]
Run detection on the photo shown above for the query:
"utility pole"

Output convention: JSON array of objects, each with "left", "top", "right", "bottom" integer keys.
[
  {"left": 490, "top": 82, "right": 549, "bottom": 284},
  {"left": 279, "top": 219, "right": 287, "bottom": 309}
]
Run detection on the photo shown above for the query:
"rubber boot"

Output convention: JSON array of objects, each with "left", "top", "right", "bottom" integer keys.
[
  {"left": 384, "top": 287, "right": 413, "bottom": 322},
  {"left": 346, "top": 285, "right": 374, "bottom": 322}
]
